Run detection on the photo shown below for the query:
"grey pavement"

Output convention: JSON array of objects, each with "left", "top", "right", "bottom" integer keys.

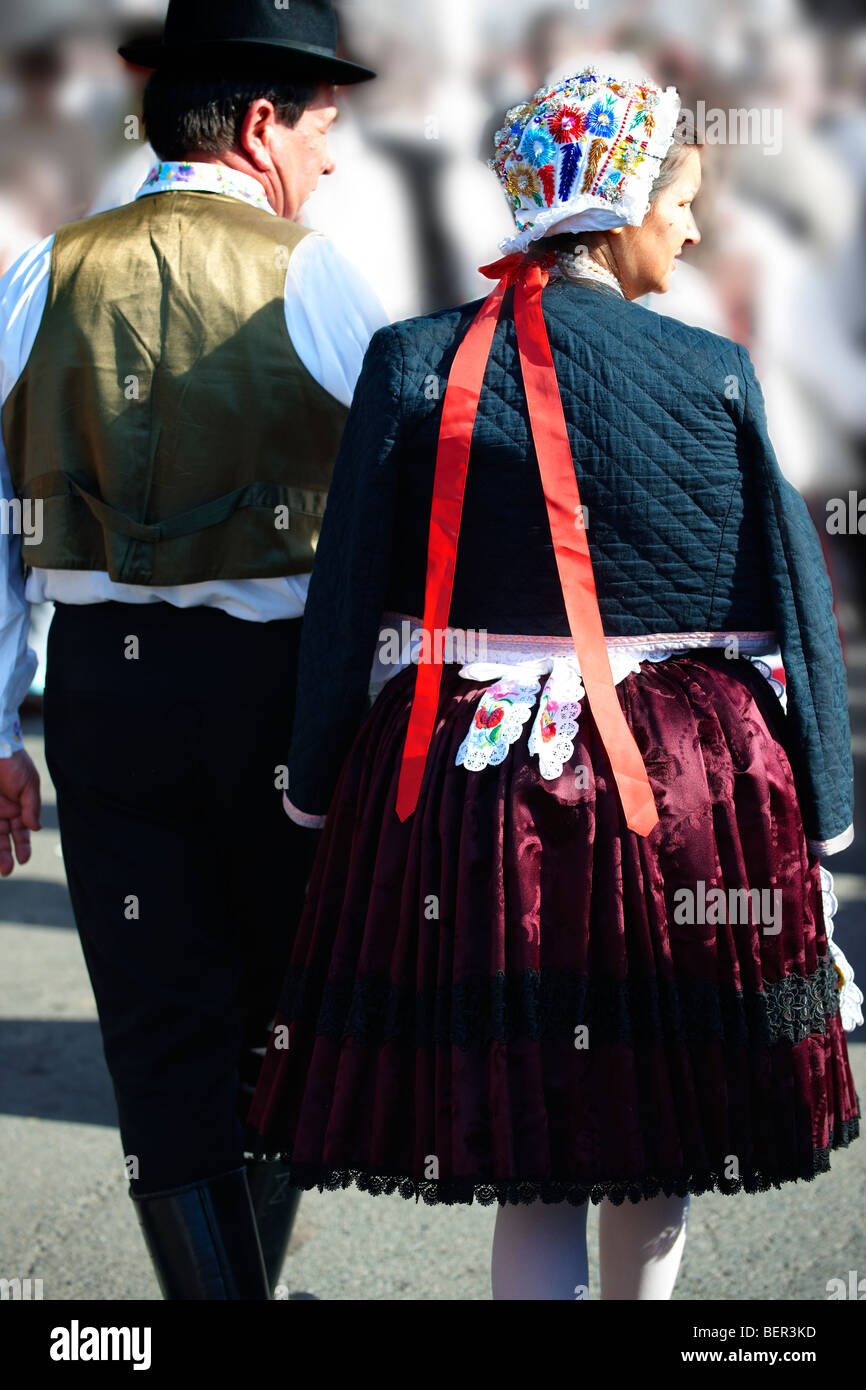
[{"left": 1, "top": 617, "right": 865, "bottom": 1302}]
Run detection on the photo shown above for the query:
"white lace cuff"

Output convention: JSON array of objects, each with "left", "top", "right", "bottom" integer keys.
[
  {"left": 282, "top": 791, "right": 327, "bottom": 829},
  {"left": 820, "top": 865, "right": 863, "bottom": 1032},
  {"left": 807, "top": 824, "right": 854, "bottom": 858}
]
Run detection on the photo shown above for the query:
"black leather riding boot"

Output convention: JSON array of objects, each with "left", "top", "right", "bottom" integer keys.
[
  {"left": 130, "top": 1166, "right": 270, "bottom": 1300},
  {"left": 244, "top": 1158, "right": 303, "bottom": 1293}
]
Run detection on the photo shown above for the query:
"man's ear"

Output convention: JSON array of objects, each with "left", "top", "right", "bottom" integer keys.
[{"left": 237, "top": 99, "right": 279, "bottom": 171}]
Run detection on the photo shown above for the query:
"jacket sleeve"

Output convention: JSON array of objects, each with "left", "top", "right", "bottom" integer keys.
[
  {"left": 735, "top": 342, "right": 854, "bottom": 856},
  {"left": 284, "top": 324, "right": 405, "bottom": 825}
]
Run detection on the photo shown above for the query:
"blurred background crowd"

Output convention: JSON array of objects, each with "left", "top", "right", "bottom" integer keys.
[{"left": 1, "top": 0, "right": 865, "bottom": 689}]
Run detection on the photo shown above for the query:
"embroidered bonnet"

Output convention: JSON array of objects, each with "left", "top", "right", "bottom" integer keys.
[{"left": 490, "top": 59, "right": 682, "bottom": 253}]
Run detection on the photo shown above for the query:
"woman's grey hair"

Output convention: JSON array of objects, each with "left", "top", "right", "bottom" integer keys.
[{"left": 647, "top": 137, "right": 700, "bottom": 201}]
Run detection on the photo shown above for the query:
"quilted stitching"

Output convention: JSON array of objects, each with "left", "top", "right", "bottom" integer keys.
[{"left": 392, "top": 285, "right": 758, "bottom": 630}]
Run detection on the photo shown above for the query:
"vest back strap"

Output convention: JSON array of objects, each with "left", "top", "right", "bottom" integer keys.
[{"left": 25, "top": 472, "right": 327, "bottom": 542}]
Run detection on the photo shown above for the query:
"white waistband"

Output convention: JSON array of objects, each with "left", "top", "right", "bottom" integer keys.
[{"left": 375, "top": 612, "right": 779, "bottom": 673}]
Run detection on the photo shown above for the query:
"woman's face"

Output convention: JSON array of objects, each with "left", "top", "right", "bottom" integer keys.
[{"left": 611, "top": 148, "right": 702, "bottom": 300}]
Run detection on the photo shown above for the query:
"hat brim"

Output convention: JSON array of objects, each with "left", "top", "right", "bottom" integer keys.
[{"left": 117, "top": 37, "right": 376, "bottom": 84}]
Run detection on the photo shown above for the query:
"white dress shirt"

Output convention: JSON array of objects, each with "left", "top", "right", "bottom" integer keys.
[{"left": 0, "top": 161, "right": 389, "bottom": 755}]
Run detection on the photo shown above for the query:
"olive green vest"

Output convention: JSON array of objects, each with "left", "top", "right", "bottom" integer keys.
[{"left": 1, "top": 191, "right": 349, "bottom": 584}]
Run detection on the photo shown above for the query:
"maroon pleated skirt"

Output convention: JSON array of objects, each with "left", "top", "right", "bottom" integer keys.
[{"left": 245, "top": 650, "right": 860, "bottom": 1205}]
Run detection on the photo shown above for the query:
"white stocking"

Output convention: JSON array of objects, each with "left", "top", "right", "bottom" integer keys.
[
  {"left": 490, "top": 1191, "right": 690, "bottom": 1301},
  {"left": 599, "top": 1192, "right": 690, "bottom": 1300},
  {"left": 491, "top": 1199, "right": 590, "bottom": 1301}
]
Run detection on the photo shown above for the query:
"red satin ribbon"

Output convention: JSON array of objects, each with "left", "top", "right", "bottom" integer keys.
[{"left": 395, "top": 252, "right": 659, "bottom": 838}]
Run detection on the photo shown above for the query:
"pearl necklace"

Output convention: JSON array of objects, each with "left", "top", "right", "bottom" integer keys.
[{"left": 553, "top": 245, "right": 625, "bottom": 299}]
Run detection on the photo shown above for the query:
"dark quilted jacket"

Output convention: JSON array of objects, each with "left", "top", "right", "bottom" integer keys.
[{"left": 288, "top": 276, "right": 853, "bottom": 852}]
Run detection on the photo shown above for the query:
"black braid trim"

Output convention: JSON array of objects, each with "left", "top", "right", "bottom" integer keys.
[
  {"left": 278, "top": 956, "right": 842, "bottom": 1052},
  {"left": 245, "top": 1116, "right": 860, "bottom": 1207}
]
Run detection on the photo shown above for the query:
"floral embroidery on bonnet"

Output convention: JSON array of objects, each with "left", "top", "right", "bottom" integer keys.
[{"left": 489, "top": 61, "right": 682, "bottom": 254}]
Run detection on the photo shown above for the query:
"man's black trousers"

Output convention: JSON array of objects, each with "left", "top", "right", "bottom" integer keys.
[{"left": 43, "top": 600, "right": 319, "bottom": 1196}]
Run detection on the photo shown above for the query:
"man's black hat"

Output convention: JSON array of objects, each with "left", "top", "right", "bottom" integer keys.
[{"left": 118, "top": 0, "right": 376, "bottom": 84}]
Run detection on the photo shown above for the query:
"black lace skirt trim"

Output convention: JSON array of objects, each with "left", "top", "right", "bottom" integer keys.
[
  {"left": 279, "top": 955, "right": 842, "bottom": 1052},
  {"left": 245, "top": 1115, "right": 861, "bottom": 1207}
]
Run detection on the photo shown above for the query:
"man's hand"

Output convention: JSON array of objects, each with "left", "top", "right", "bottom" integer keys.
[{"left": 0, "top": 750, "right": 41, "bottom": 877}]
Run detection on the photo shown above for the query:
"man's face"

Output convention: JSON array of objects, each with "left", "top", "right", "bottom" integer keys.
[{"left": 267, "top": 83, "right": 338, "bottom": 220}]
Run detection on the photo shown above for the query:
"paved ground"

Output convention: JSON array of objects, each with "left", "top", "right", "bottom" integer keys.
[{"left": 1, "top": 605, "right": 865, "bottom": 1302}]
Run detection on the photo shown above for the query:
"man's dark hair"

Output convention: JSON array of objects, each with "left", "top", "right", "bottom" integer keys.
[{"left": 142, "top": 67, "right": 319, "bottom": 162}]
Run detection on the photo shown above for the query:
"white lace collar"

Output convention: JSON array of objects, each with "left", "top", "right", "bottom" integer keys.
[{"left": 551, "top": 246, "right": 625, "bottom": 297}]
